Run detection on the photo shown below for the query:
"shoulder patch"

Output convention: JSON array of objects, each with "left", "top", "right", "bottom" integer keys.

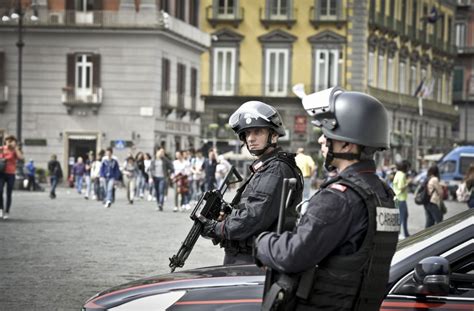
[
  {"left": 252, "top": 161, "right": 264, "bottom": 172},
  {"left": 329, "top": 183, "right": 347, "bottom": 192}
]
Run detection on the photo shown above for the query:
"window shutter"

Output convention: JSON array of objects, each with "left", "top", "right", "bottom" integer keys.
[
  {"left": 191, "top": 67, "right": 197, "bottom": 98},
  {"left": 161, "top": 58, "right": 170, "bottom": 106},
  {"left": 94, "top": 0, "right": 103, "bottom": 10},
  {"left": 0, "top": 52, "right": 5, "bottom": 85},
  {"left": 66, "top": 53, "right": 75, "bottom": 87},
  {"left": 92, "top": 54, "right": 101, "bottom": 88},
  {"left": 66, "top": 0, "right": 75, "bottom": 10}
]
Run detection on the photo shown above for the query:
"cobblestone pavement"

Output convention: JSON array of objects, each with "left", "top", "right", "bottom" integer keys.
[{"left": 0, "top": 186, "right": 469, "bottom": 310}]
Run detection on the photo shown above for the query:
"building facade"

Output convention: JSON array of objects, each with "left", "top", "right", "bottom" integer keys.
[
  {"left": 200, "top": 0, "right": 458, "bottom": 169},
  {"left": 453, "top": 0, "right": 474, "bottom": 144},
  {"left": 0, "top": 0, "right": 208, "bottom": 174}
]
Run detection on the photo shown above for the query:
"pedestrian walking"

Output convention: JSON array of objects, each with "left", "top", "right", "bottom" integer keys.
[
  {"left": 84, "top": 151, "right": 94, "bottom": 200},
  {"left": 135, "top": 152, "right": 146, "bottom": 199},
  {"left": 215, "top": 155, "right": 231, "bottom": 189},
  {"left": 47, "top": 154, "right": 63, "bottom": 199},
  {"left": 91, "top": 150, "right": 104, "bottom": 201},
  {"left": 0, "top": 135, "right": 24, "bottom": 220},
  {"left": 72, "top": 157, "right": 86, "bottom": 195},
  {"left": 295, "top": 147, "right": 316, "bottom": 213},
  {"left": 25, "top": 159, "right": 37, "bottom": 191},
  {"left": 122, "top": 156, "right": 139, "bottom": 204},
  {"left": 424, "top": 165, "right": 444, "bottom": 228},
  {"left": 199, "top": 100, "right": 303, "bottom": 265},
  {"left": 190, "top": 150, "right": 205, "bottom": 202},
  {"left": 393, "top": 160, "right": 411, "bottom": 238},
  {"left": 255, "top": 86, "right": 399, "bottom": 310},
  {"left": 202, "top": 149, "right": 217, "bottom": 192},
  {"left": 99, "top": 148, "right": 121, "bottom": 208},
  {"left": 171, "top": 151, "right": 191, "bottom": 212},
  {"left": 149, "top": 148, "right": 173, "bottom": 211}
]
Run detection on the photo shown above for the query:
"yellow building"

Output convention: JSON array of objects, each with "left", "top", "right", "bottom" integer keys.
[{"left": 200, "top": 0, "right": 457, "bottom": 168}]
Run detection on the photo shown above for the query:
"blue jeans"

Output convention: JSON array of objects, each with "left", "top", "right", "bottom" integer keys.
[
  {"left": 0, "top": 173, "right": 15, "bottom": 213},
  {"left": 397, "top": 200, "right": 409, "bottom": 237},
  {"left": 424, "top": 202, "right": 442, "bottom": 228},
  {"left": 153, "top": 177, "right": 167, "bottom": 206},
  {"left": 75, "top": 175, "right": 83, "bottom": 194},
  {"left": 50, "top": 176, "right": 58, "bottom": 195},
  {"left": 105, "top": 178, "right": 115, "bottom": 203}
]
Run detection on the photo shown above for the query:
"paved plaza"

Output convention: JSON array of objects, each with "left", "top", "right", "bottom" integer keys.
[{"left": 0, "top": 185, "right": 469, "bottom": 310}]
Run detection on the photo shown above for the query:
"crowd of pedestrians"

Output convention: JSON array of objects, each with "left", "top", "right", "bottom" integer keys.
[{"left": 62, "top": 146, "right": 232, "bottom": 212}]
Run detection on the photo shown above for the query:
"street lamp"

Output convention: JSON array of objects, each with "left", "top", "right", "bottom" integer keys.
[{"left": 2, "top": 1, "right": 38, "bottom": 145}]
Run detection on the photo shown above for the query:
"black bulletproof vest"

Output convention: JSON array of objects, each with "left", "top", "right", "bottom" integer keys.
[
  {"left": 222, "top": 152, "right": 303, "bottom": 254},
  {"left": 306, "top": 174, "right": 399, "bottom": 311}
]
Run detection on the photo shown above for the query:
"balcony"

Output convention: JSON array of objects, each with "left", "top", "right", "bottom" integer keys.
[
  {"left": 260, "top": 7, "right": 297, "bottom": 29},
  {"left": 62, "top": 87, "right": 102, "bottom": 114},
  {"left": 309, "top": 6, "right": 347, "bottom": 29},
  {"left": 0, "top": 85, "right": 8, "bottom": 112},
  {"left": 206, "top": 6, "right": 244, "bottom": 28},
  {"left": 457, "top": 45, "right": 474, "bottom": 55},
  {"left": 161, "top": 90, "right": 176, "bottom": 116},
  {"left": 367, "top": 86, "right": 458, "bottom": 119},
  {"left": 4, "top": 9, "right": 211, "bottom": 49}
]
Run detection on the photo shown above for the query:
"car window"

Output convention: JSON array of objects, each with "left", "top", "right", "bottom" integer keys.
[
  {"left": 460, "top": 156, "right": 474, "bottom": 175},
  {"left": 439, "top": 160, "right": 456, "bottom": 174}
]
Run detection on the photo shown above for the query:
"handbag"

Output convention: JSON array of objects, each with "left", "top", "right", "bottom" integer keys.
[{"left": 0, "top": 147, "right": 6, "bottom": 173}]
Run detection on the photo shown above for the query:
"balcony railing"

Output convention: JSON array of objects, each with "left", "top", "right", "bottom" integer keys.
[
  {"left": 309, "top": 6, "right": 347, "bottom": 29},
  {"left": 62, "top": 87, "right": 102, "bottom": 114},
  {"left": 260, "top": 7, "right": 297, "bottom": 29},
  {"left": 457, "top": 45, "right": 474, "bottom": 55},
  {"left": 4, "top": 9, "right": 211, "bottom": 49},
  {"left": 367, "top": 86, "right": 458, "bottom": 118},
  {"left": 0, "top": 85, "right": 8, "bottom": 112},
  {"left": 206, "top": 6, "right": 244, "bottom": 28}
]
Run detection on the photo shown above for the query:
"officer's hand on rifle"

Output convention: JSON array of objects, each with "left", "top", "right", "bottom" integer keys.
[{"left": 198, "top": 215, "right": 219, "bottom": 239}]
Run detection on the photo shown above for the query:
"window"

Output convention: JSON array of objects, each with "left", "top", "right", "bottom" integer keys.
[
  {"left": 218, "top": 0, "right": 235, "bottom": 17},
  {"left": 368, "top": 51, "right": 375, "bottom": 86},
  {"left": 455, "top": 23, "right": 466, "bottom": 47},
  {"left": 75, "top": 54, "right": 93, "bottom": 97},
  {"left": 161, "top": 58, "right": 170, "bottom": 106},
  {"left": 190, "top": 67, "right": 197, "bottom": 110},
  {"left": 212, "top": 48, "right": 236, "bottom": 95},
  {"left": 175, "top": 0, "right": 186, "bottom": 21},
  {"left": 75, "top": 0, "right": 93, "bottom": 11},
  {"left": 387, "top": 57, "right": 394, "bottom": 91},
  {"left": 453, "top": 68, "right": 463, "bottom": 95},
  {"left": 377, "top": 54, "right": 385, "bottom": 89},
  {"left": 410, "top": 65, "right": 417, "bottom": 95},
  {"left": 320, "top": 0, "right": 337, "bottom": 19},
  {"left": 265, "top": 49, "right": 289, "bottom": 96},
  {"left": 270, "top": 0, "right": 288, "bottom": 19},
  {"left": 399, "top": 61, "right": 406, "bottom": 94},
  {"left": 159, "top": 0, "right": 170, "bottom": 13},
  {"left": 315, "top": 49, "right": 340, "bottom": 91},
  {"left": 177, "top": 63, "right": 186, "bottom": 109},
  {"left": 189, "top": 0, "right": 199, "bottom": 26}
]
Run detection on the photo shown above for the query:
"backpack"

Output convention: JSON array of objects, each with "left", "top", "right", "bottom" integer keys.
[
  {"left": 414, "top": 180, "right": 432, "bottom": 205},
  {"left": 456, "top": 182, "right": 472, "bottom": 202}
]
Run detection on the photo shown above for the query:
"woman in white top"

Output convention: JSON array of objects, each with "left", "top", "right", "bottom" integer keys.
[
  {"left": 424, "top": 165, "right": 444, "bottom": 228},
  {"left": 172, "top": 151, "right": 191, "bottom": 212}
]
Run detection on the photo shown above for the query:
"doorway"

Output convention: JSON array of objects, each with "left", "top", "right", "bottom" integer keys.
[{"left": 67, "top": 135, "right": 97, "bottom": 176}]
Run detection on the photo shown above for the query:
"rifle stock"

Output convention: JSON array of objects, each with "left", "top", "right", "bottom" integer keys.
[
  {"left": 262, "top": 178, "right": 297, "bottom": 310},
  {"left": 169, "top": 166, "right": 243, "bottom": 272}
]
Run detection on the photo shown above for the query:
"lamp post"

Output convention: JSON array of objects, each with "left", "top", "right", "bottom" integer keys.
[{"left": 2, "top": 1, "right": 38, "bottom": 145}]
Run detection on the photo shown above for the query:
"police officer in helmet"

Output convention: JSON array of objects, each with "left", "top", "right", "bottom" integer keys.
[
  {"left": 199, "top": 101, "right": 303, "bottom": 265},
  {"left": 255, "top": 86, "right": 400, "bottom": 310}
]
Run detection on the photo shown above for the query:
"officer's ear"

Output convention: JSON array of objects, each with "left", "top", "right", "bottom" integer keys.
[{"left": 271, "top": 131, "right": 279, "bottom": 144}]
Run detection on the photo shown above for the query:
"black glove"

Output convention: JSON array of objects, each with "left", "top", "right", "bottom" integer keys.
[{"left": 198, "top": 215, "right": 219, "bottom": 239}]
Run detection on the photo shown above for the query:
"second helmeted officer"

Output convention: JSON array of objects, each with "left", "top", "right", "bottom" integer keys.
[{"left": 199, "top": 101, "right": 303, "bottom": 265}]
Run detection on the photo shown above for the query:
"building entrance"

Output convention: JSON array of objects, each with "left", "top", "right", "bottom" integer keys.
[{"left": 67, "top": 135, "right": 97, "bottom": 176}]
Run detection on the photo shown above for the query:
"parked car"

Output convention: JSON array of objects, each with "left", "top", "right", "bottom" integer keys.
[{"left": 83, "top": 209, "right": 474, "bottom": 311}]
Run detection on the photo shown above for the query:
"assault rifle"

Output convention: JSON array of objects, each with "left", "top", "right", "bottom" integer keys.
[
  {"left": 262, "top": 178, "right": 298, "bottom": 310},
  {"left": 169, "top": 166, "right": 243, "bottom": 272}
]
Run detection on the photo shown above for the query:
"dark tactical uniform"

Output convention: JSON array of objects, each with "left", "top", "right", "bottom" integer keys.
[
  {"left": 215, "top": 147, "right": 303, "bottom": 265},
  {"left": 257, "top": 159, "right": 399, "bottom": 309},
  {"left": 257, "top": 86, "right": 400, "bottom": 310}
]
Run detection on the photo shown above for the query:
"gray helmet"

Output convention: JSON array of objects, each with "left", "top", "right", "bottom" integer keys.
[
  {"left": 299, "top": 86, "right": 389, "bottom": 150},
  {"left": 229, "top": 101, "right": 286, "bottom": 139}
]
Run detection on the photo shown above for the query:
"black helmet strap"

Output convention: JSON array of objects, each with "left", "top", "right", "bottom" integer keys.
[{"left": 324, "top": 139, "right": 361, "bottom": 171}]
